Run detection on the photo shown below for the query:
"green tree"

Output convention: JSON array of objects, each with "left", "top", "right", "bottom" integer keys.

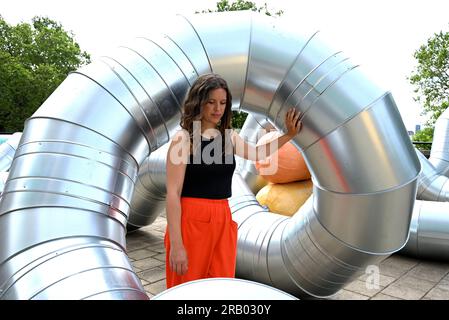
[
  {"left": 409, "top": 27, "right": 449, "bottom": 141},
  {"left": 412, "top": 127, "right": 434, "bottom": 150},
  {"left": 0, "top": 16, "right": 90, "bottom": 132},
  {"left": 198, "top": 0, "right": 283, "bottom": 129},
  {"left": 200, "top": 0, "right": 283, "bottom": 16}
]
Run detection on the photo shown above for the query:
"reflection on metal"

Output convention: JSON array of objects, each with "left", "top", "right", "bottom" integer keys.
[
  {"left": 401, "top": 199, "right": 449, "bottom": 260},
  {"left": 230, "top": 11, "right": 419, "bottom": 297},
  {"left": 127, "top": 143, "right": 169, "bottom": 230},
  {"left": 0, "top": 11, "right": 420, "bottom": 299},
  {"left": 236, "top": 114, "right": 273, "bottom": 194},
  {"left": 0, "top": 172, "right": 8, "bottom": 198},
  {"left": 0, "top": 133, "right": 22, "bottom": 172},
  {"left": 0, "top": 14, "right": 198, "bottom": 298},
  {"left": 399, "top": 119, "right": 449, "bottom": 260},
  {"left": 415, "top": 149, "right": 449, "bottom": 201},
  {"left": 429, "top": 108, "right": 449, "bottom": 176}
]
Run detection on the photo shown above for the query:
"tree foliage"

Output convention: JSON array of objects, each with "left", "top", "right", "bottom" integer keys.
[
  {"left": 200, "top": 0, "right": 283, "bottom": 16},
  {"left": 198, "top": 0, "right": 283, "bottom": 129},
  {"left": 409, "top": 27, "right": 449, "bottom": 141},
  {"left": 412, "top": 127, "right": 434, "bottom": 147},
  {"left": 0, "top": 16, "right": 90, "bottom": 132}
]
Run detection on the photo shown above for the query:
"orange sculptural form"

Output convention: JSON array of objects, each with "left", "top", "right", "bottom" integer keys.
[{"left": 254, "top": 131, "right": 311, "bottom": 183}]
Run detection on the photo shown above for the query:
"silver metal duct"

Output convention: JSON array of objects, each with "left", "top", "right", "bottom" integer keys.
[
  {"left": 401, "top": 199, "right": 449, "bottom": 260},
  {"left": 415, "top": 148, "right": 449, "bottom": 201},
  {"left": 235, "top": 113, "right": 273, "bottom": 194},
  {"left": 230, "top": 101, "right": 419, "bottom": 298},
  {"left": 230, "top": 13, "right": 419, "bottom": 297},
  {"left": 0, "top": 133, "right": 22, "bottom": 172},
  {"left": 0, "top": 11, "right": 420, "bottom": 299},
  {"left": 0, "top": 172, "right": 8, "bottom": 199},
  {"left": 0, "top": 133, "right": 168, "bottom": 232},
  {"left": 0, "top": 13, "right": 201, "bottom": 298},
  {"left": 397, "top": 120, "right": 449, "bottom": 260},
  {"left": 127, "top": 143, "right": 169, "bottom": 231},
  {"left": 429, "top": 107, "right": 449, "bottom": 176},
  {"left": 0, "top": 133, "right": 21, "bottom": 202}
]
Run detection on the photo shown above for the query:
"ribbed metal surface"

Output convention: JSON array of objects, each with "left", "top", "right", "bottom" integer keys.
[
  {"left": 0, "top": 13, "right": 203, "bottom": 299},
  {"left": 398, "top": 119, "right": 449, "bottom": 260},
  {"left": 232, "top": 93, "right": 420, "bottom": 297},
  {"left": 127, "top": 143, "right": 169, "bottom": 230},
  {"left": 232, "top": 12, "right": 419, "bottom": 297},
  {"left": 0, "top": 72, "right": 150, "bottom": 299},
  {"left": 415, "top": 149, "right": 449, "bottom": 201},
  {"left": 235, "top": 113, "right": 272, "bottom": 194},
  {"left": 0, "top": 11, "right": 420, "bottom": 299},
  {"left": 0, "top": 133, "right": 22, "bottom": 172},
  {"left": 401, "top": 200, "right": 449, "bottom": 260},
  {"left": 429, "top": 108, "right": 449, "bottom": 176}
]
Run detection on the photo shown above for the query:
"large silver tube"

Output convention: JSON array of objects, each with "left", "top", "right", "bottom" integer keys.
[
  {"left": 0, "top": 133, "right": 21, "bottom": 200},
  {"left": 401, "top": 199, "right": 449, "bottom": 260},
  {"left": 231, "top": 99, "right": 419, "bottom": 298},
  {"left": 0, "top": 15, "right": 201, "bottom": 299},
  {"left": 236, "top": 114, "right": 273, "bottom": 194},
  {"left": 231, "top": 13, "right": 419, "bottom": 297},
  {"left": 127, "top": 143, "right": 169, "bottom": 230},
  {"left": 416, "top": 149, "right": 449, "bottom": 201},
  {"left": 429, "top": 107, "right": 449, "bottom": 175},
  {"left": 0, "top": 133, "right": 22, "bottom": 172},
  {"left": 0, "top": 11, "right": 420, "bottom": 299},
  {"left": 398, "top": 119, "right": 449, "bottom": 260}
]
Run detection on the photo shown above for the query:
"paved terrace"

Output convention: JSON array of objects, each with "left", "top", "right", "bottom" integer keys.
[{"left": 127, "top": 213, "right": 449, "bottom": 300}]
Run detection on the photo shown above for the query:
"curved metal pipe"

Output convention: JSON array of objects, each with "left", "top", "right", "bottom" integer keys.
[
  {"left": 397, "top": 118, "right": 449, "bottom": 260},
  {"left": 0, "top": 133, "right": 168, "bottom": 232},
  {"left": 0, "top": 133, "right": 22, "bottom": 202},
  {"left": 0, "top": 11, "right": 420, "bottom": 299},
  {"left": 235, "top": 113, "right": 273, "bottom": 194},
  {"left": 428, "top": 107, "right": 449, "bottom": 176},
  {"left": 0, "top": 14, "right": 200, "bottom": 299},
  {"left": 230, "top": 13, "right": 419, "bottom": 297},
  {"left": 0, "top": 133, "right": 22, "bottom": 172},
  {"left": 401, "top": 199, "right": 449, "bottom": 260},
  {"left": 415, "top": 148, "right": 449, "bottom": 201},
  {"left": 230, "top": 103, "right": 419, "bottom": 298},
  {"left": 127, "top": 143, "right": 169, "bottom": 230},
  {"left": 0, "top": 172, "right": 9, "bottom": 199}
]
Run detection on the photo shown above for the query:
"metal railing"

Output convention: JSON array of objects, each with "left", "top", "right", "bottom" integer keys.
[{"left": 412, "top": 141, "right": 432, "bottom": 158}]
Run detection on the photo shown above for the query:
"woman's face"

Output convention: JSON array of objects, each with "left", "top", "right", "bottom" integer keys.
[{"left": 200, "top": 88, "right": 227, "bottom": 128}]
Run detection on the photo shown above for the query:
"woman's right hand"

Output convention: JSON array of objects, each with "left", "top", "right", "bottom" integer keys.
[
  {"left": 169, "top": 243, "right": 188, "bottom": 275},
  {"left": 285, "top": 108, "right": 302, "bottom": 138}
]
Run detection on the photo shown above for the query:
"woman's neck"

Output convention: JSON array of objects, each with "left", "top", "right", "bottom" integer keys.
[
  {"left": 200, "top": 120, "right": 216, "bottom": 130},
  {"left": 200, "top": 121, "right": 219, "bottom": 138}
]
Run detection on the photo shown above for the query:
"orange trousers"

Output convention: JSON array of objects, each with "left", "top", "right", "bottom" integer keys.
[{"left": 164, "top": 197, "right": 238, "bottom": 289}]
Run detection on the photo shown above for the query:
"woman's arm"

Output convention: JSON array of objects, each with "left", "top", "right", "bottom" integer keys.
[
  {"left": 165, "top": 130, "right": 189, "bottom": 275},
  {"left": 232, "top": 108, "right": 302, "bottom": 161}
]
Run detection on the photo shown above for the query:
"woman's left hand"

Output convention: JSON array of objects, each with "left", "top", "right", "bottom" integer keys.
[{"left": 285, "top": 108, "right": 302, "bottom": 138}]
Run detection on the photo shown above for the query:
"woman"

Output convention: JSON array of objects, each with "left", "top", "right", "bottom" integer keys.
[{"left": 165, "top": 73, "right": 302, "bottom": 288}]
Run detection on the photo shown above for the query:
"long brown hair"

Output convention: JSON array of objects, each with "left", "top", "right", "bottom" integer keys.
[{"left": 180, "top": 73, "right": 233, "bottom": 153}]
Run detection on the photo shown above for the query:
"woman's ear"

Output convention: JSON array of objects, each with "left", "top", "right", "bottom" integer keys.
[{"left": 195, "top": 105, "right": 203, "bottom": 120}]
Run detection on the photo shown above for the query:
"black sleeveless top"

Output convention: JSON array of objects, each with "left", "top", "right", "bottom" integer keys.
[{"left": 181, "top": 136, "right": 236, "bottom": 199}]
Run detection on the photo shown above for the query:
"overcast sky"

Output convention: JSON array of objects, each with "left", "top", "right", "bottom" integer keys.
[{"left": 1, "top": 0, "right": 448, "bottom": 131}]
